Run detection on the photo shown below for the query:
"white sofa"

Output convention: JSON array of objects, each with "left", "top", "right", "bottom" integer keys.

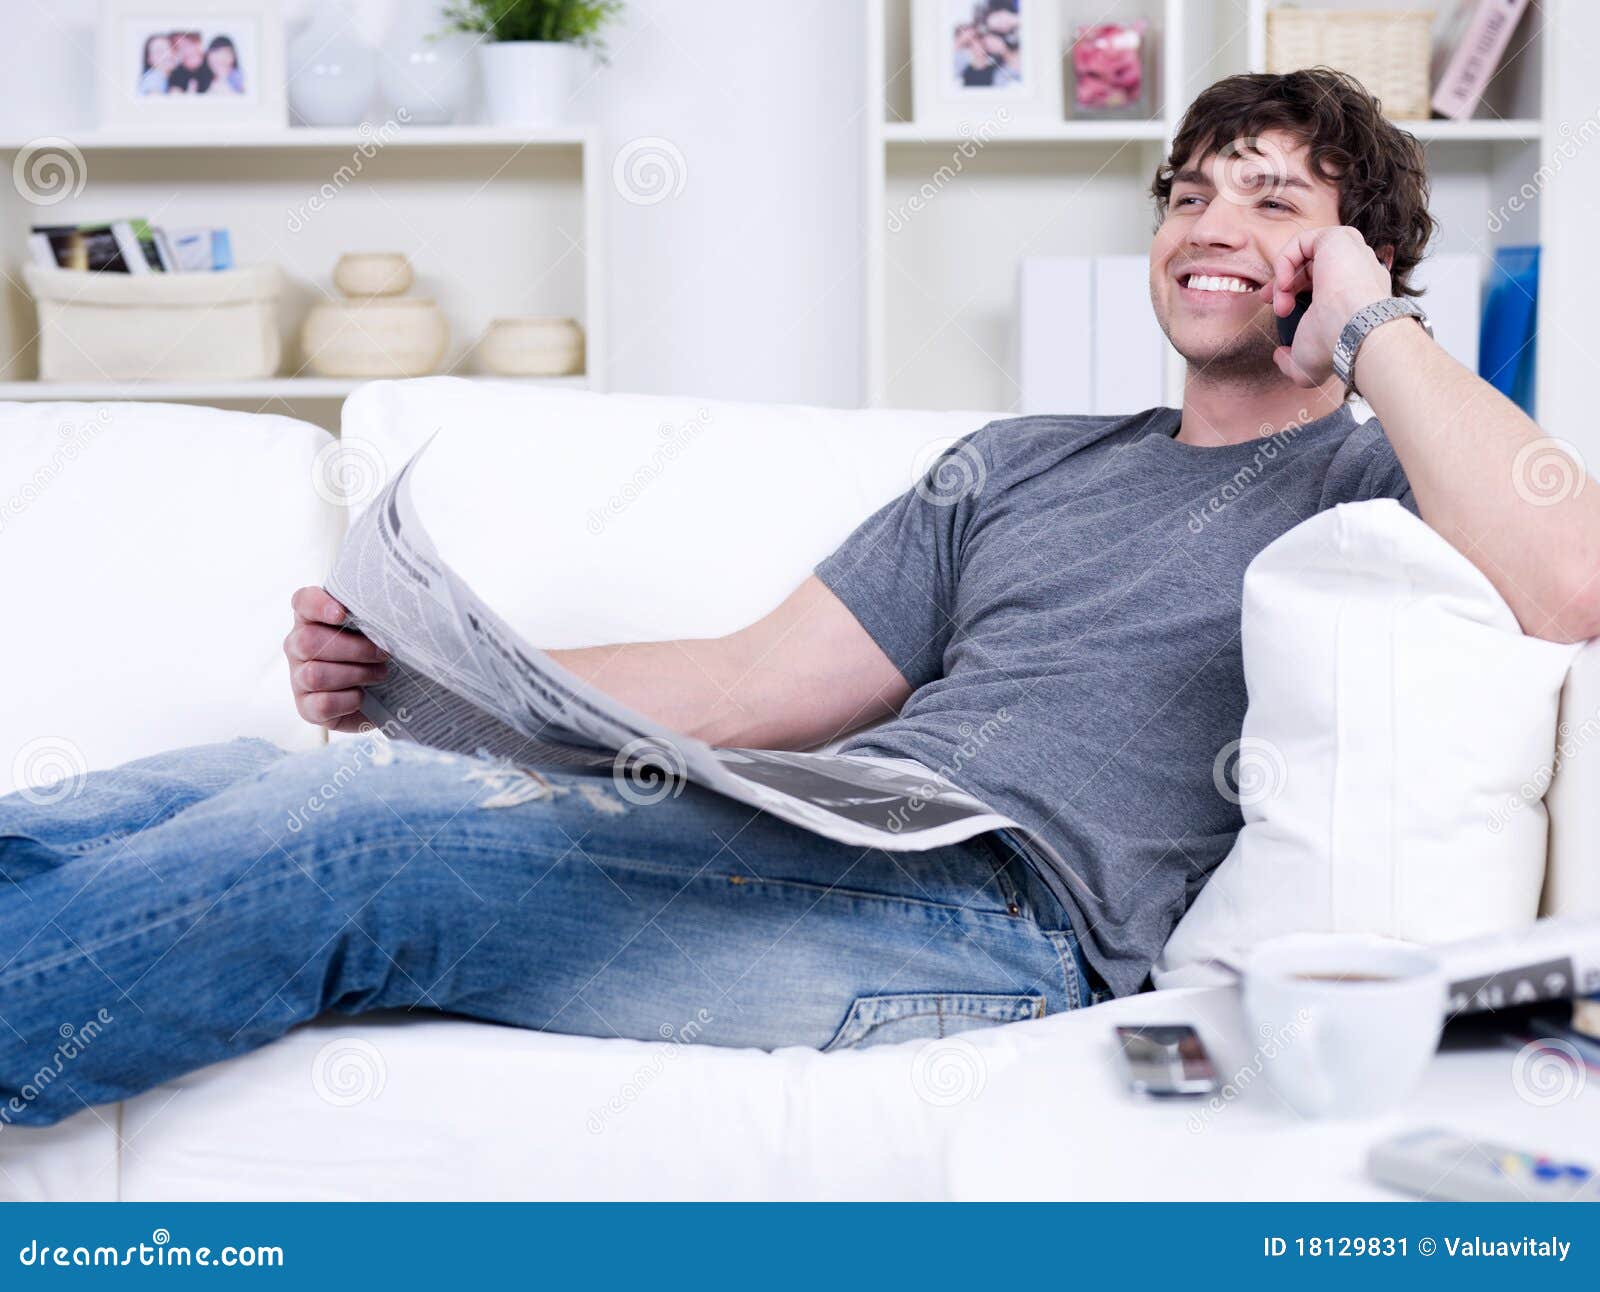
[{"left": 0, "top": 380, "right": 1595, "bottom": 1201}]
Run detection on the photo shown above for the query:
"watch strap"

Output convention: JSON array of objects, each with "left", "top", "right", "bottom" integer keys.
[{"left": 1332, "top": 297, "right": 1432, "bottom": 392}]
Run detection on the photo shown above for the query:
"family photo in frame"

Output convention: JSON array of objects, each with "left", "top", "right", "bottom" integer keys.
[
  {"left": 911, "top": 0, "right": 1063, "bottom": 128},
  {"left": 98, "top": 0, "right": 286, "bottom": 129}
]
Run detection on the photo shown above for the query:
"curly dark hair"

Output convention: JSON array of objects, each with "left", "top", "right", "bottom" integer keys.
[{"left": 1151, "top": 69, "right": 1436, "bottom": 297}]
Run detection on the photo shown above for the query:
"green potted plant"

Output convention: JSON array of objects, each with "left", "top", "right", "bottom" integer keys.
[{"left": 445, "top": 0, "right": 622, "bottom": 124}]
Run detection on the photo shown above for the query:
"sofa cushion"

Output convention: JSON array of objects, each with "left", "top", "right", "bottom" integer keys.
[
  {"left": 1157, "top": 499, "right": 1579, "bottom": 982},
  {"left": 0, "top": 401, "right": 341, "bottom": 794},
  {"left": 339, "top": 377, "right": 999, "bottom": 645},
  {"left": 1545, "top": 639, "right": 1600, "bottom": 917}
]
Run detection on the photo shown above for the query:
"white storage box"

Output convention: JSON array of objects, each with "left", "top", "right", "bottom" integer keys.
[{"left": 22, "top": 263, "right": 281, "bottom": 382}]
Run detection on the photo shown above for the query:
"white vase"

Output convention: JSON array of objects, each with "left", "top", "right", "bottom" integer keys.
[
  {"left": 332, "top": 252, "right": 413, "bottom": 298},
  {"left": 477, "top": 41, "right": 586, "bottom": 125},
  {"left": 301, "top": 298, "right": 449, "bottom": 378},
  {"left": 380, "top": 1, "right": 475, "bottom": 125},
  {"left": 476, "top": 317, "right": 585, "bottom": 377},
  {"left": 288, "top": 2, "right": 379, "bottom": 128}
]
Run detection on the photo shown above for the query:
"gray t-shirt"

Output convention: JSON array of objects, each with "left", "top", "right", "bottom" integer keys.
[{"left": 816, "top": 403, "right": 1414, "bottom": 998}]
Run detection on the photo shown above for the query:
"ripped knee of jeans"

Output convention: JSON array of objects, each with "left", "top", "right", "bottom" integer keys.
[{"left": 466, "top": 762, "right": 628, "bottom": 814}]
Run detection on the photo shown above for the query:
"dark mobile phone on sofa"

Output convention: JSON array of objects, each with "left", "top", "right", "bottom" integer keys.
[
  {"left": 1115, "top": 1024, "right": 1220, "bottom": 1098},
  {"left": 1276, "top": 291, "right": 1314, "bottom": 347}
]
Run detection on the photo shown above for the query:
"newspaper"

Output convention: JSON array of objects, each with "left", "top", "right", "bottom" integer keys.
[
  {"left": 325, "top": 448, "right": 1086, "bottom": 873},
  {"left": 1439, "top": 917, "right": 1600, "bottom": 1015}
]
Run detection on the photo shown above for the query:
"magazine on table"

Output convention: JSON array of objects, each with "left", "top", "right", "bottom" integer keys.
[
  {"left": 324, "top": 444, "right": 1092, "bottom": 885},
  {"left": 1439, "top": 917, "right": 1600, "bottom": 1015}
]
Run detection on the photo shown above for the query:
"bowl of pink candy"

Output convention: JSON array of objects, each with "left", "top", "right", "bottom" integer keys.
[{"left": 1070, "top": 20, "right": 1150, "bottom": 117}]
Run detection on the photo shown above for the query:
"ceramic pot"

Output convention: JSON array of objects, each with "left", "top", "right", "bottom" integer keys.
[
  {"left": 477, "top": 41, "right": 586, "bottom": 125},
  {"left": 333, "top": 252, "right": 413, "bottom": 298},
  {"left": 381, "top": 1, "right": 475, "bottom": 125},
  {"left": 301, "top": 297, "right": 448, "bottom": 378},
  {"left": 288, "top": 2, "right": 379, "bottom": 127},
  {"left": 476, "top": 317, "right": 584, "bottom": 377}
]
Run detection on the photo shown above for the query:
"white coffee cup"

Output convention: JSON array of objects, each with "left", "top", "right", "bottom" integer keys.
[{"left": 1242, "top": 933, "right": 1446, "bottom": 1120}]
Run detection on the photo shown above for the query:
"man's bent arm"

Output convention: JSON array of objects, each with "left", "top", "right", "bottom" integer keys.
[
  {"left": 550, "top": 575, "right": 913, "bottom": 749},
  {"left": 1272, "top": 225, "right": 1600, "bottom": 644},
  {"left": 1353, "top": 321, "right": 1600, "bottom": 644}
]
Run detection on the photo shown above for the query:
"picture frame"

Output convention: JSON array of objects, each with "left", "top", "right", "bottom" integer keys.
[
  {"left": 911, "top": 0, "right": 1063, "bottom": 129},
  {"left": 97, "top": 0, "right": 286, "bottom": 131}
]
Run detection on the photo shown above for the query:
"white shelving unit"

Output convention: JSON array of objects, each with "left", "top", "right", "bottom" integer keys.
[
  {"left": 0, "top": 124, "right": 606, "bottom": 431},
  {"left": 0, "top": 126, "right": 595, "bottom": 151},
  {"left": 0, "top": 374, "right": 588, "bottom": 402},
  {"left": 865, "top": 0, "right": 1555, "bottom": 415}
]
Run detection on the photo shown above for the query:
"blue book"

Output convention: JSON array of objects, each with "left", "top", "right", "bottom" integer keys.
[
  {"left": 1577, "top": 994, "right": 1599, "bottom": 1042},
  {"left": 1478, "top": 244, "right": 1539, "bottom": 415}
]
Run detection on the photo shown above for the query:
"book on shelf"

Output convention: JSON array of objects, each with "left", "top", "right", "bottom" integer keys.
[
  {"left": 1408, "top": 252, "right": 1481, "bottom": 374},
  {"left": 1479, "top": 245, "right": 1539, "bottom": 415},
  {"left": 30, "top": 220, "right": 162, "bottom": 274},
  {"left": 1577, "top": 995, "right": 1600, "bottom": 1041},
  {"left": 1018, "top": 255, "right": 1166, "bottom": 416},
  {"left": 1431, "top": 0, "right": 1532, "bottom": 121},
  {"left": 167, "top": 227, "right": 235, "bottom": 273},
  {"left": 28, "top": 220, "right": 232, "bottom": 274},
  {"left": 1019, "top": 257, "right": 1092, "bottom": 415}
]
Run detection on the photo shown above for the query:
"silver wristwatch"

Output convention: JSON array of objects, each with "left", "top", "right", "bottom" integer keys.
[{"left": 1332, "top": 297, "right": 1432, "bottom": 393}]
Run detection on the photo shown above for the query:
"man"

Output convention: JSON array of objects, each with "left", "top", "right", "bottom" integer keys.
[
  {"left": 2, "top": 71, "right": 1595, "bottom": 1123},
  {"left": 165, "top": 31, "right": 212, "bottom": 95}
]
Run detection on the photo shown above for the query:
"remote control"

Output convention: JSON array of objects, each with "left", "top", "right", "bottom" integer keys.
[{"left": 1368, "top": 1128, "right": 1600, "bottom": 1202}]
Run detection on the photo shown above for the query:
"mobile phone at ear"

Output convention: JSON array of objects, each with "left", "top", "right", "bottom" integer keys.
[
  {"left": 1276, "top": 291, "right": 1313, "bottom": 347},
  {"left": 1114, "top": 1024, "right": 1219, "bottom": 1098}
]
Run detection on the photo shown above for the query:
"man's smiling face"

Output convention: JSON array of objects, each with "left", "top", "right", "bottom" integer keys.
[{"left": 1148, "top": 130, "right": 1344, "bottom": 378}]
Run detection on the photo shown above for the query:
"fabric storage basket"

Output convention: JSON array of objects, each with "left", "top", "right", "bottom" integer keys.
[
  {"left": 22, "top": 264, "right": 282, "bottom": 382},
  {"left": 1266, "top": 8, "right": 1435, "bottom": 119}
]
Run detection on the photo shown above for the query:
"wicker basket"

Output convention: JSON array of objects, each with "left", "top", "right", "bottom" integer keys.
[
  {"left": 1266, "top": 8, "right": 1435, "bottom": 120},
  {"left": 23, "top": 263, "right": 281, "bottom": 382}
]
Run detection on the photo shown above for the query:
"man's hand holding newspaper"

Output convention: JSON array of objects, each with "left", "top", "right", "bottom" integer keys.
[{"left": 308, "top": 448, "right": 1049, "bottom": 856}]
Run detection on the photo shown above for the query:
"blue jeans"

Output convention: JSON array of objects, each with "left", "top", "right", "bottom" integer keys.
[{"left": 0, "top": 738, "right": 1096, "bottom": 1125}]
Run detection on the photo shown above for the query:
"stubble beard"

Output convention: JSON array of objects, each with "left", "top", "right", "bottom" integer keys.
[{"left": 1170, "top": 311, "right": 1283, "bottom": 390}]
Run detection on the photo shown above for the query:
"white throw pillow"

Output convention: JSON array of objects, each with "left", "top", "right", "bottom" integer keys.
[
  {"left": 0, "top": 401, "right": 340, "bottom": 794},
  {"left": 1156, "top": 499, "right": 1579, "bottom": 985}
]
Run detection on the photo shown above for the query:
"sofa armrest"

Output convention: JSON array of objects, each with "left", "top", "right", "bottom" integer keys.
[{"left": 1543, "top": 638, "right": 1600, "bottom": 916}]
